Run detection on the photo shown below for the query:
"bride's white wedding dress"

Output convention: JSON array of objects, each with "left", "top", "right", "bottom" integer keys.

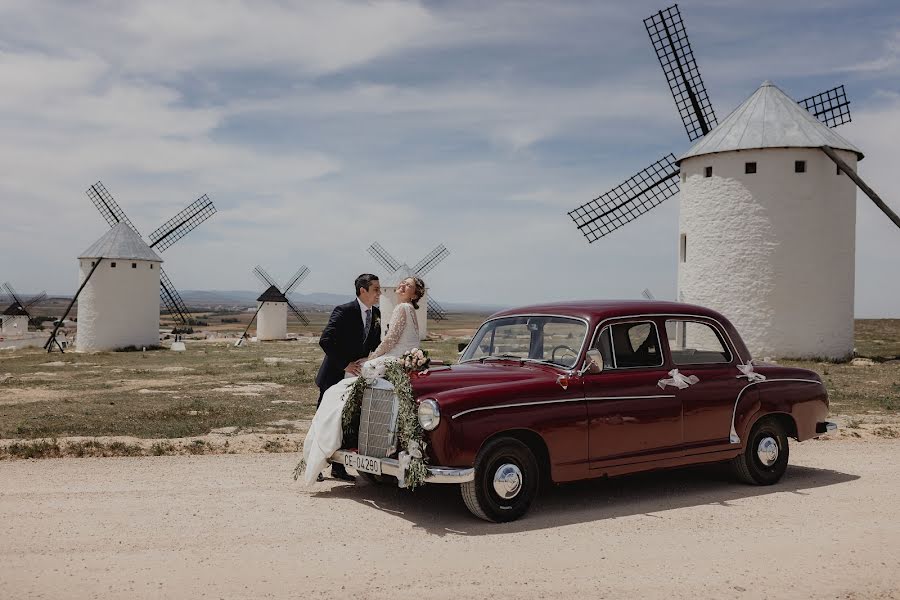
[{"left": 301, "top": 302, "right": 421, "bottom": 485}]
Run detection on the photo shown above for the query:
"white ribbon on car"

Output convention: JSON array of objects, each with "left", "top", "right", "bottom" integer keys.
[
  {"left": 657, "top": 369, "right": 700, "bottom": 390},
  {"left": 736, "top": 362, "right": 766, "bottom": 382},
  {"left": 396, "top": 440, "right": 423, "bottom": 489}
]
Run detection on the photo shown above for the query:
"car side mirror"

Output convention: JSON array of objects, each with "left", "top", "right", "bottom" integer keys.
[
  {"left": 584, "top": 349, "right": 604, "bottom": 374},
  {"left": 457, "top": 341, "right": 469, "bottom": 353}
]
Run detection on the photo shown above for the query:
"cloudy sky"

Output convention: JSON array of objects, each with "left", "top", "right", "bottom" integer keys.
[{"left": 1, "top": 0, "right": 899, "bottom": 316}]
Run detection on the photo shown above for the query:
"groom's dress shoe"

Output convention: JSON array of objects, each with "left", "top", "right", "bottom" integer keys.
[{"left": 330, "top": 464, "right": 355, "bottom": 482}]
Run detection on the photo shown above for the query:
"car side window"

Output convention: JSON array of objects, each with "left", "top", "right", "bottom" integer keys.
[
  {"left": 665, "top": 320, "right": 732, "bottom": 365},
  {"left": 593, "top": 321, "right": 663, "bottom": 369}
]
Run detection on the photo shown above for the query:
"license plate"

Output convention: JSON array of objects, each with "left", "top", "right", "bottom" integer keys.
[{"left": 344, "top": 452, "right": 382, "bottom": 475}]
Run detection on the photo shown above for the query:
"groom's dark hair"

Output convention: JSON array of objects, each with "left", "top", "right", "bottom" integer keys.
[{"left": 355, "top": 274, "right": 379, "bottom": 297}]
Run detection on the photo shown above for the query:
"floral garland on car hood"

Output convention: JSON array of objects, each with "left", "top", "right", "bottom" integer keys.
[{"left": 341, "top": 349, "right": 431, "bottom": 489}]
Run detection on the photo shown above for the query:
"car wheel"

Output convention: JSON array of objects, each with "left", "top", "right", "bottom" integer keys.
[
  {"left": 731, "top": 417, "right": 789, "bottom": 485},
  {"left": 461, "top": 437, "right": 539, "bottom": 523}
]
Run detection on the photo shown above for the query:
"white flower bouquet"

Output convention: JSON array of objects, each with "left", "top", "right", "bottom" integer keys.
[{"left": 400, "top": 347, "right": 430, "bottom": 372}]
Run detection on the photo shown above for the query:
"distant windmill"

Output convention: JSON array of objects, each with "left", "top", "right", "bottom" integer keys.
[
  {"left": 235, "top": 265, "right": 310, "bottom": 345},
  {"left": 367, "top": 242, "right": 450, "bottom": 321},
  {"left": 568, "top": 4, "right": 900, "bottom": 360},
  {"left": 86, "top": 181, "right": 216, "bottom": 329},
  {"left": 1, "top": 282, "right": 47, "bottom": 333}
]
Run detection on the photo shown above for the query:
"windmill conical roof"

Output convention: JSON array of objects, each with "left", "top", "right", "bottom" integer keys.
[
  {"left": 677, "top": 81, "right": 863, "bottom": 164},
  {"left": 257, "top": 284, "right": 287, "bottom": 302},
  {"left": 78, "top": 222, "right": 163, "bottom": 262},
  {"left": 3, "top": 303, "right": 29, "bottom": 316}
]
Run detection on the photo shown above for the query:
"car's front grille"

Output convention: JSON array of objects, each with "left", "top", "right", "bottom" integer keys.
[{"left": 357, "top": 386, "right": 399, "bottom": 458}]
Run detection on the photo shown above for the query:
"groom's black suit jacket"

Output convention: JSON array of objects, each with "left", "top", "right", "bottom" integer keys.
[{"left": 315, "top": 300, "right": 381, "bottom": 398}]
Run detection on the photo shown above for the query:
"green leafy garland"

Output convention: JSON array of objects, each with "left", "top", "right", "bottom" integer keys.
[{"left": 341, "top": 361, "right": 428, "bottom": 489}]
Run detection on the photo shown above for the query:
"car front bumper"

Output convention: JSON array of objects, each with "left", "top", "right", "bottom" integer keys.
[{"left": 329, "top": 450, "right": 475, "bottom": 484}]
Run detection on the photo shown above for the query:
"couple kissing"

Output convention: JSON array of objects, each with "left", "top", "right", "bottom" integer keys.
[{"left": 304, "top": 273, "right": 425, "bottom": 483}]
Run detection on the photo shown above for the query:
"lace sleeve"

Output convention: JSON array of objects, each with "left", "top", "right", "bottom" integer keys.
[{"left": 371, "top": 304, "right": 408, "bottom": 358}]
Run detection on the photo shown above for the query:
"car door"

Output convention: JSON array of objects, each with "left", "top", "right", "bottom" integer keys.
[
  {"left": 583, "top": 319, "right": 683, "bottom": 468},
  {"left": 661, "top": 318, "right": 746, "bottom": 452}
]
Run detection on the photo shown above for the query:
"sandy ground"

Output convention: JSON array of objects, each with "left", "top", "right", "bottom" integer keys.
[{"left": 1, "top": 438, "right": 898, "bottom": 600}]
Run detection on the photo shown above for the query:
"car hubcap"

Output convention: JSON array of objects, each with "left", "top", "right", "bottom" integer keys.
[
  {"left": 492, "top": 463, "right": 523, "bottom": 499},
  {"left": 756, "top": 436, "right": 779, "bottom": 467}
]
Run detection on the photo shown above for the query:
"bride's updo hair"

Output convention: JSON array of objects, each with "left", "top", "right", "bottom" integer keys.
[{"left": 408, "top": 277, "right": 426, "bottom": 310}]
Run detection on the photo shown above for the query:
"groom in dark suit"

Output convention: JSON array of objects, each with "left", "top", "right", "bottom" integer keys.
[{"left": 314, "top": 274, "right": 382, "bottom": 481}]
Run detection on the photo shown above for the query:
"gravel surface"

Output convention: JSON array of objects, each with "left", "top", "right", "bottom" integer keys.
[{"left": 1, "top": 438, "right": 898, "bottom": 599}]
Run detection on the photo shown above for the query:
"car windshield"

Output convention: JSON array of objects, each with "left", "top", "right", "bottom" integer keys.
[{"left": 460, "top": 316, "right": 587, "bottom": 368}]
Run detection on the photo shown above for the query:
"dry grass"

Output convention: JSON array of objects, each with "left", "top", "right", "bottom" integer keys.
[{"left": 0, "top": 314, "right": 482, "bottom": 445}]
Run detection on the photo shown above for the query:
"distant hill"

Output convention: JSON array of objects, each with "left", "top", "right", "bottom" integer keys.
[{"left": 177, "top": 290, "right": 506, "bottom": 313}]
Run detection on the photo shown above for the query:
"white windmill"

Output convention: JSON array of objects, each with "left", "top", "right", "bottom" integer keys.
[
  {"left": 367, "top": 242, "right": 451, "bottom": 340},
  {"left": 44, "top": 182, "right": 217, "bottom": 353},
  {"left": 74, "top": 223, "right": 163, "bottom": 352},
  {"left": 1, "top": 284, "right": 47, "bottom": 335},
  {"left": 568, "top": 5, "right": 900, "bottom": 360},
  {"left": 235, "top": 265, "right": 310, "bottom": 344}
]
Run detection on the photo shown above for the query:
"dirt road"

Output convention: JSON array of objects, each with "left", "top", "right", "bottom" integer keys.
[{"left": 1, "top": 438, "right": 898, "bottom": 599}]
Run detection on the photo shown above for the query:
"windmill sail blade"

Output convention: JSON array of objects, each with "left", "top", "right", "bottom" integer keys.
[
  {"left": 86, "top": 182, "right": 140, "bottom": 233},
  {"left": 367, "top": 242, "right": 402, "bottom": 273},
  {"left": 159, "top": 268, "right": 190, "bottom": 326},
  {"left": 426, "top": 297, "right": 447, "bottom": 321},
  {"left": 799, "top": 85, "right": 851, "bottom": 128},
  {"left": 23, "top": 292, "right": 48, "bottom": 310},
  {"left": 645, "top": 5, "right": 717, "bottom": 141},
  {"left": 286, "top": 299, "right": 310, "bottom": 325},
  {"left": 253, "top": 265, "right": 279, "bottom": 289},
  {"left": 148, "top": 195, "right": 216, "bottom": 252},
  {"left": 569, "top": 154, "right": 680, "bottom": 242},
  {"left": 283, "top": 266, "right": 310, "bottom": 295},
  {"left": 412, "top": 245, "right": 450, "bottom": 276}
]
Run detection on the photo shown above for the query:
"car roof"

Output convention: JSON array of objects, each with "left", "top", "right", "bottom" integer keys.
[{"left": 489, "top": 300, "right": 730, "bottom": 324}]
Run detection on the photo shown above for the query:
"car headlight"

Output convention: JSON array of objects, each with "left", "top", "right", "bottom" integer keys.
[{"left": 417, "top": 399, "right": 441, "bottom": 431}]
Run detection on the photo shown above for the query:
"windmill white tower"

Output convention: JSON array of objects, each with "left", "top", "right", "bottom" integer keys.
[
  {"left": 367, "top": 242, "right": 451, "bottom": 340},
  {"left": 569, "top": 5, "right": 900, "bottom": 360},
  {"left": 677, "top": 81, "right": 863, "bottom": 359},
  {"left": 75, "top": 223, "right": 163, "bottom": 352},
  {"left": 235, "top": 266, "right": 310, "bottom": 344}
]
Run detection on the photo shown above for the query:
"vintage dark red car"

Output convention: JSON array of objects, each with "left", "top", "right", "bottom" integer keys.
[{"left": 331, "top": 300, "right": 836, "bottom": 522}]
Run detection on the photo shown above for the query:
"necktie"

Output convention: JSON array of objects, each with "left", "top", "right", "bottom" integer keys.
[{"left": 364, "top": 308, "right": 371, "bottom": 338}]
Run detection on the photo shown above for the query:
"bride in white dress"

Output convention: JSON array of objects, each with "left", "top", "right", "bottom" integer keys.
[{"left": 301, "top": 276, "right": 425, "bottom": 484}]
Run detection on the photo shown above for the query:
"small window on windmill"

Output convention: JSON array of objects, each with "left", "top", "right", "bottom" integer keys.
[
  {"left": 745, "top": 162, "right": 757, "bottom": 174},
  {"left": 795, "top": 160, "right": 806, "bottom": 173},
  {"left": 836, "top": 164, "right": 842, "bottom": 175},
  {"left": 150, "top": 264, "right": 154, "bottom": 269},
  {"left": 110, "top": 262, "right": 116, "bottom": 268},
  {"left": 132, "top": 263, "right": 137, "bottom": 269},
  {"left": 704, "top": 166, "right": 712, "bottom": 178},
  {"left": 90, "top": 261, "right": 95, "bottom": 267},
  {"left": 680, "top": 234, "right": 687, "bottom": 263}
]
